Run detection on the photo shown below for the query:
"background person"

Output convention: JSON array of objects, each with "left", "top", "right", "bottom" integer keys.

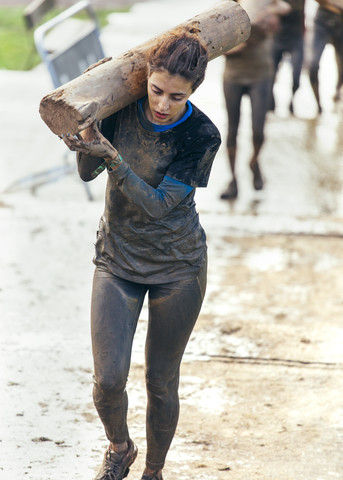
[
  {"left": 309, "top": 0, "right": 343, "bottom": 113},
  {"left": 268, "top": 0, "right": 306, "bottom": 113},
  {"left": 220, "top": 0, "right": 291, "bottom": 200}
]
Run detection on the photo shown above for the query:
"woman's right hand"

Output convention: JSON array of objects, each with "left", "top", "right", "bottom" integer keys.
[{"left": 61, "top": 122, "right": 119, "bottom": 162}]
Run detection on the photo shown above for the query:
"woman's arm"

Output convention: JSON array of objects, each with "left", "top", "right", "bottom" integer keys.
[
  {"left": 62, "top": 122, "right": 121, "bottom": 182},
  {"left": 62, "top": 121, "right": 194, "bottom": 219},
  {"left": 110, "top": 163, "right": 194, "bottom": 220}
]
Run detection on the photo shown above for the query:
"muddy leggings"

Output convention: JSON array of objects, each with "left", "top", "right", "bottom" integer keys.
[
  {"left": 223, "top": 77, "right": 272, "bottom": 149},
  {"left": 91, "top": 260, "right": 207, "bottom": 470}
]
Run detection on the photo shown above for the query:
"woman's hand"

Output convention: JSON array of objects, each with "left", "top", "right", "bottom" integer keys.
[{"left": 61, "top": 122, "right": 119, "bottom": 162}]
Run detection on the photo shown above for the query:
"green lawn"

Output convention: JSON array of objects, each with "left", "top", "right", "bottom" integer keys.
[{"left": 0, "top": 6, "right": 129, "bottom": 70}]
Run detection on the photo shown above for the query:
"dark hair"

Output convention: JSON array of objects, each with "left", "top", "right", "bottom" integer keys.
[{"left": 147, "top": 27, "right": 208, "bottom": 92}]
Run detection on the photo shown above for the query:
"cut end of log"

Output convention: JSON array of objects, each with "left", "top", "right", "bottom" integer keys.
[{"left": 39, "top": 90, "right": 100, "bottom": 136}]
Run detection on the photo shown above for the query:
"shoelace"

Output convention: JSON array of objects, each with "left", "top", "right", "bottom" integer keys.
[{"left": 100, "top": 450, "right": 126, "bottom": 480}]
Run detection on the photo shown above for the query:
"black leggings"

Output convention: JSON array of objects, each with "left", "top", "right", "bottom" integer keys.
[
  {"left": 223, "top": 77, "right": 272, "bottom": 149},
  {"left": 272, "top": 35, "right": 304, "bottom": 95},
  {"left": 91, "top": 261, "right": 207, "bottom": 470}
]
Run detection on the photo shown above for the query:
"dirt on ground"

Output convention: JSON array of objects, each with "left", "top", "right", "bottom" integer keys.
[
  {"left": 1, "top": 191, "right": 343, "bottom": 479},
  {"left": 173, "top": 233, "right": 343, "bottom": 480}
]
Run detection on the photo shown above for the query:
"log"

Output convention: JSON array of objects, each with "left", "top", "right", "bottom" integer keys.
[
  {"left": 326, "top": 0, "right": 343, "bottom": 9},
  {"left": 238, "top": 0, "right": 291, "bottom": 23},
  {"left": 39, "top": 0, "right": 250, "bottom": 136}
]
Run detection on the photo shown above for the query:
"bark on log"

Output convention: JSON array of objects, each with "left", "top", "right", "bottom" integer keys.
[
  {"left": 39, "top": 0, "right": 250, "bottom": 136},
  {"left": 327, "top": 0, "right": 343, "bottom": 9}
]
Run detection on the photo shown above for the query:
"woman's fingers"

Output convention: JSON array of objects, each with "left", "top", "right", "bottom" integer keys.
[
  {"left": 60, "top": 133, "right": 89, "bottom": 152},
  {"left": 60, "top": 130, "right": 116, "bottom": 158},
  {"left": 78, "top": 118, "right": 95, "bottom": 131},
  {"left": 91, "top": 122, "right": 101, "bottom": 136}
]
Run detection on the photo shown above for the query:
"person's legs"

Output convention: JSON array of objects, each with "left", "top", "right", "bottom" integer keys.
[
  {"left": 221, "top": 81, "right": 244, "bottom": 199},
  {"left": 249, "top": 77, "right": 272, "bottom": 190},
  {"left": 309, "top": 8, "right": 331, "bottom": 113},
  {"left": 289, "top": 36, "right": 304, "bottom": 113},
  {"left": 268, "top": 41, "right": 284, "bottom": 112},
  {"left": 333, "top": 46, "right": 343, "bottom": 101},
  {"left": 142, "top": 261, "right": 207, "bottom": 477},
  {"left": 331, "top": 18, "right": 343, "bottom": 102},
  {"left": 91, "top": 268, "right": 146, "bottom": 478}
]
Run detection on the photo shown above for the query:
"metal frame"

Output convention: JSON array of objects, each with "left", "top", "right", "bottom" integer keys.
[
  {"left": 34, "top": 0, "right": 105, "bottom": 87},
  {"left": 4, "top": 0, "right": 106, "bottom": 199}
]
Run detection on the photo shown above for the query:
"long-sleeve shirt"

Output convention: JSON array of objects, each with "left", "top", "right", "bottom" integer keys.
[{"left": 78, "top": 100, "right": 221, "bottom": 283}]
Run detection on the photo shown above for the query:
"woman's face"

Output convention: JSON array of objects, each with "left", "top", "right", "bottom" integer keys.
[{"left": 145, "top": 69, "right": 193, "bottom": 125}]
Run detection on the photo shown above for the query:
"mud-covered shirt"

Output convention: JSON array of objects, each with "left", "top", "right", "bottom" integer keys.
[{"left": 78, "top": 101, "right": 221, "bottom": 284}]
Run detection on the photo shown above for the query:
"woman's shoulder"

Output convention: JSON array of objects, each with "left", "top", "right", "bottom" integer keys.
[
  {"left": 103, "top": 102, "right": 137, "bottom": 123},
  {"left": 179, "top": 103, "right": 221, "bottom": 143}
]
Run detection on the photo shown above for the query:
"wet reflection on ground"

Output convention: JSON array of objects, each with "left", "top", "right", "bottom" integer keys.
[{"left": 225, "top": 111, "right": 343, "bottom": 221}]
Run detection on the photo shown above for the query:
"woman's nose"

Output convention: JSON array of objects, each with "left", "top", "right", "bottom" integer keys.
[{"left": 158, "top": 95, "right": 169, "bottom": 111}]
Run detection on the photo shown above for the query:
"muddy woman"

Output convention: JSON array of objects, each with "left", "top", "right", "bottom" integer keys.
[{"left": 62, "top": 27, "right": 221, "bottom": 480}]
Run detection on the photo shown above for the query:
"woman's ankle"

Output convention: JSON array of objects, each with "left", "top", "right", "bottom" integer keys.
[
  {"left": 109, "top": 441, "right": 128, "bottom": 454},
  {"left": 142, "top": 467, "right": 163, "bottom": 479}
]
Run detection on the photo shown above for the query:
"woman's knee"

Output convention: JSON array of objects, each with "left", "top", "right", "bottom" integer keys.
[
  {"left": 309, "top": 63, "right": 319, "bottom": 84},
  {"left": 93, "top": 371, "right": 127, "bottom": 396},
  {"left": 227, "top": 135, "right": 237, "bottom": 149},
  {"left": 146, "top": 372, "right": 178, "bottom": 399},
  {"left": 252, "top": 131, "right": 264, "bottom": 147}
]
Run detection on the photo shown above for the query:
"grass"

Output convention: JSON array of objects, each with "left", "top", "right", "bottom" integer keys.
[{"left": 0, "top": 6, "right": 130, "bottom": 70}]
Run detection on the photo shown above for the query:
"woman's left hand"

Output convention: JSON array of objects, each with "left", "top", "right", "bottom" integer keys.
[{"left": 61, "top": 122, "right": 119, "bottom": 161}]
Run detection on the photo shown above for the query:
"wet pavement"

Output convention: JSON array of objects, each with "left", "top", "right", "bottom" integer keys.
[{"left": 1, "top": 0, "right": 343, "bottom": 479}]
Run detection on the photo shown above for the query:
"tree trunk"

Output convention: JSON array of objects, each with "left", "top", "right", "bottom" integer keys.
[{"left": 39, "top": 0, "right": 250, "bottom": 136}]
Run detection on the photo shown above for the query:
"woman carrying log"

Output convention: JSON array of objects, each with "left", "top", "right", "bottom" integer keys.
[{"left": 62, "top": 27, "right": 221, "bottom": 480}]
